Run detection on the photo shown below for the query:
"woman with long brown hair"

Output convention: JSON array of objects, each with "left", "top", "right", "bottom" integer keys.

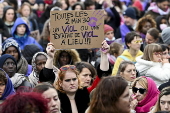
[{"left": 87, "top": 76, "right": 130, "bottom": 113}]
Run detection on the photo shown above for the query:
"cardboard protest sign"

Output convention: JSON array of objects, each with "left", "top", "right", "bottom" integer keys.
[{"left": 50, "top": 10, "right": 104, "bottom": 49}]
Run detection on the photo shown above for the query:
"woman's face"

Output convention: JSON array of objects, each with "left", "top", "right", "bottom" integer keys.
[
  {"left": 60, "top": 0, "right": 68, "bottom": 10},
  {"left": 59, "top": 52, "right": 70, "bottom": 67},
  {"left": 0, "top": 81, "right": 6, "bottom": 98},
  {"left": 21, "top": 5, "right": 30, "bottom": 17},
  {"left": 79, "top": 68, "right": 92, "bottom": 87},
  {"left": 120, "top": 64, "right": 136, "bottom": 82},
  {"left": 3, "top": 58, "right": 16, "bottom": 78},
  {"left": 128, "top": 36, "right": 142, "bottom": 51},
  {"left": 162, "top": 49, "right": 170, "bottom": 59},
  {"left": 5, "top": 46, "right": 19, "bottom": 61},
  {"left": 160, "top": 95, "right": 170, "bottom": 112},
  {"left": 142, "top": 22, "right": 151, "bottom": 34},
  {"left": 152, "top": 52, "right": 162, "bottom": 62},
  {"left": 61, "top": 70, "right": 78, "bottom": 93},
  {"left": 68, "top": 0, "right": 77, "bottom": 7},
  {"left": 42, "top": 88, "right": 61, "bottom": 113},
  {"left": 75, "top": 5, "right": 82, "bottom": 10},
  {"left": 35, "top": 55, "right": 47, "bottom": 74},
  {"left": 133, "top": 82, "right": 147, "bottom": 102},
  {"left": 116, "top": 86, "right": 130, "bottom": 113},
  {"left": 105, "top": 31, "right": 114, "bottom": 40},
  {"left": 5, "top": 9, "right": 14, "bottom": 22}
]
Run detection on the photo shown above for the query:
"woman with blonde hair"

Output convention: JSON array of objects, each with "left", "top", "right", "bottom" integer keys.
[
  {"left": 135, "top": 43, "right": 170, "bottom": 87},
  {"left": 130, "top": 76, "right": 159, "bottom": 113},
  {"left": 152, "top": 86, "right": 170, "bottom": 112}
]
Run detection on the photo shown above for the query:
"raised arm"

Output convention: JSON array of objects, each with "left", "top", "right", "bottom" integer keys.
[
  {"left": 100, "top": 40, "right": 110, "bottom": 71},
  {"left": 45, "top": 43, "right": 55, "bottom": 69},
  {"left": 39, "top": 43, "right": 56, "bottom": 82}
]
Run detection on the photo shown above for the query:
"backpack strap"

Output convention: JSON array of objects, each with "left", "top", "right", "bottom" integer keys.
[
  {"left": 118, "top": 56, "right": 136, "bottom": 64},
  {"left": 119, "top": 56, "right": 130, "bottom": 61}
]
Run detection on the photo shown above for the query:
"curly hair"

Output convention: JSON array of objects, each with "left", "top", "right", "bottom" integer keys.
[
  {"left": 135, "top": 15, "right": 156, "bottom": 33},
  {"left": 0, "top": 69, "right": 7, "bottom": 85},
  {"left": 0, "top": 92, "right": 49, "bottom": 113}
]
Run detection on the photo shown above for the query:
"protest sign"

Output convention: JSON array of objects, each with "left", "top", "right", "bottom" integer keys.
[{"left": 50, "top": 10, "right": 104, "bottom": 49}]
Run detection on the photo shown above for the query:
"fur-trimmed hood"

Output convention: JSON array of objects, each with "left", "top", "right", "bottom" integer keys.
[{"left": 54, "top": 49, "right": 81, "bottom": 68}]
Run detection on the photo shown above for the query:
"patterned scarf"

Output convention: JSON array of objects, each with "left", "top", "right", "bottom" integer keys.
[{"left": 17, "top": 56, "right": 28, "bottom": 75}]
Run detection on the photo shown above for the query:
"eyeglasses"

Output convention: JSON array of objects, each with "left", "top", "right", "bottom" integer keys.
[
  {"left": 153, "top": 52, "right": 162, "bottom": 56},
  {"left": 3, "top": 62, "right": 15, "bottom": 66},
  {"left": 60, "top": 65, "right": 76, "bottom": 71},
  {"left": 133, "top": 40, "right": 143, "bottom": 44},
  {"left": 132, "top": 87, "right": 146, "bottom": 94}
]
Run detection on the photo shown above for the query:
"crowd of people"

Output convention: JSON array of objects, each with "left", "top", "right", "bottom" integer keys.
[{"left": 0, "top": 0, "right": 170, "bottom": 113}]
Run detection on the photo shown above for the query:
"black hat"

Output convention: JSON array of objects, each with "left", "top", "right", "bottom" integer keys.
[{"left": 123, "top": 7, "right": 136, "bottom": 19}]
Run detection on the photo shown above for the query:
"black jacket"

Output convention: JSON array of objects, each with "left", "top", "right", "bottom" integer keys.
[{"left": 59, "top": 88, "right": 90, "bottom": 113}]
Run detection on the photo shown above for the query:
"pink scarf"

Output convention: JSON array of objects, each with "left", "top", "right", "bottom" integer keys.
[
  {"left": 148, "top": 2, "right": 170, "bottom": 15},
  {"left": 135, "top": 76, "right": 160, "bottom": 113}
]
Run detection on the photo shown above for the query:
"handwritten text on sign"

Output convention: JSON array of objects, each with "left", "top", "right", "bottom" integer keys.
[{"left": 50, "top": 10, "right": 104, "bottom": 49}]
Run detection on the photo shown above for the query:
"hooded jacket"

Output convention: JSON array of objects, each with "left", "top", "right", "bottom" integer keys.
[
  {"left": 9, "top": 17, "right": 43, "bottom": 51},
  {"left": 112, "top": 49, "right": 143, "bottom": 76},
  {"left": 54, "top": 49, "right": 81, "bottom": 68},
  {"left": 0, "top": 68, "right": 15, "bottom": 101}
]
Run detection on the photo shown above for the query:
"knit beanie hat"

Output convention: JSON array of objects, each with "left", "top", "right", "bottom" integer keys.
[
  {"left": 161, "top": 27, "right": 170, "bottom": 45},
  {"left": 22, "top": 44, "right": 41, "bottom": 65},
  {"left": 123, "top": 7, "right": 136, "bottom": 19},
  {"left": 0, "top": 54, "right": 17, "bottom": 70},
  {"left": 2, "top": 39, "right": 21, "bottom": 60},
  {"left": 104, "top": 24, "right": 114, "bottom": 34}
]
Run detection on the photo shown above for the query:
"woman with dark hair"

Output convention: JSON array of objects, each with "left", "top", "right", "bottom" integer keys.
[
  {"left": 0, "top": 68, "right": 15, "bottom": 103},
  {"left": 112, "top": 31, "right": 143, "bottom": 76},
  {"left": 72, "top": 2, "right": 84, "bottom": 10},
  {"left": 156, "top": 15, "right": 168, "bottom": 32},
  {"left": 75, "top": 61, "right": 96, "bottom": 87},
  {"left": 87, "top": 76, "right": 130, "bottom": 113},
  {"left": 160, "top": 44, "right": 170, "bottom": 60},
  {"left": 2, "top": 6, "right": 17, "bottom": 36},
  {"left": 0, "top": 92, "right": 49, "bottom": 113},
  {"left": 135, "top": 15, "right": 156, "bottom": 41},
  {"left": 33, "top": 83, "right": 61, "bottom": 113}
]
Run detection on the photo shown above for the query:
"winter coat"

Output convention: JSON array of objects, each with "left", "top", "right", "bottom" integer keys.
[
  {"left": 112, "top": 49, "right": 143, "bottom": 76},
  {"left": 54, "top": 49, "right": 81, "bottom": 68},
  {"left": 9, "top": 17, "right": 43, "bottom": 51},
  {"left": 135, "top": 56, "right": 170, "bottom": 87}
]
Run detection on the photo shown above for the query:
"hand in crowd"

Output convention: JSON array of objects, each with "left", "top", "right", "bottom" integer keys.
[
  {"left": 130, "top": 95, "right": 138, "bottom": 110},
  {"left": 46, "top": 43, "right": 55, "bottom": 59},
  {"left": 161, "top": 58, "right": 169, "bottom": 64},
  {"left": 101, "top": 40, "right": 110, "bottom": 54}
]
